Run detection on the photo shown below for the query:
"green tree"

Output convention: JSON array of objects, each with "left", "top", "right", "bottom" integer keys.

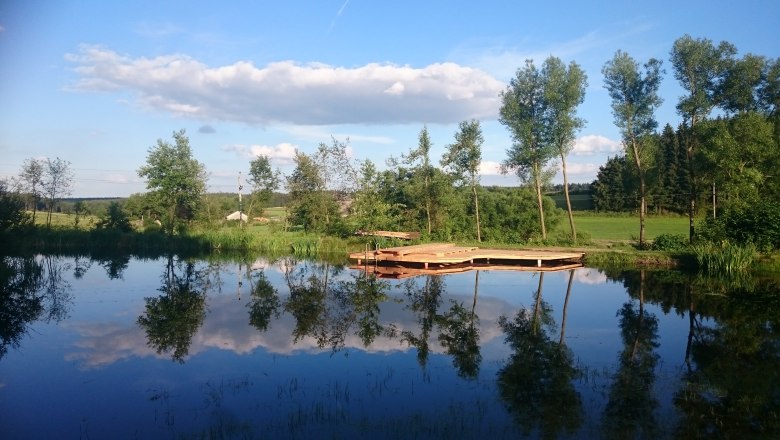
[
  {"left": 442, "top": 119, "right": 484, "bottom": 241},
  {"left": 95, "top": 201, "right": 132, "bottom": 232},
  {"left": 18, "top": 158, "right": 44, "bottom": 223},
  {"left": 500, "top": 59, "right": 558, "bottom": 239},
  {"left": 670, "top": 34, "right": 736, "bottom": 241},
  {"left": 543, "top": 57, "right": 588, "bottom": 240},
  {"left": 350, "top": 159, "right": 397, "bottom": 231},
  {"left": 137, "top": 130, "right": 207, "bottom": 236},
  {"left": 0, "top": 179, "right": 30, "bottom": 231},
  {"left": 403, "top": 126, "right": 436, "bottom": 235},
  {"left": 42, "top": 157, "right": 74, "bottom": 227},
  {"left": 285, "top": 151, "right": 339, "bottom": 233},
  {"left": 603, "top": 50, "right": 664, "bottom": 246},
  {"left": 247, "top": 154, "right": 281, "bottom": 219},
  {"left": 592, "top": 155, "right": 636, "bottom": 212}
]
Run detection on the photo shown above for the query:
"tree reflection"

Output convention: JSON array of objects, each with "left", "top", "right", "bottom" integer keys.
[
  {"left": 497, "top": 273, "right": 583, "bottom": 438},
  {"left": 247, "top": 270, "right": 280, "bottom": 332},
  {"left": 401, "top": 275, "right": 444, "bottom": 369},
  {"left": 137, "top": 255, "right": 207, "bottom": 363},
  {"left": 0, "top": 255, "right": 72, "bottom": 360},
  {"left": 340, "top": 269, "right": 390, "bottom": 347},
  {"left": 673, "top": 277, "right": 780, "bottom": 439},
  {"left": 283, "top": 260, "right": 329, "bottom": 346},
  {"left": 601, "top": 270, "right": 661, "bottom": 440},
  {"left": 436, "top": 270, "right": 481, "bottom": 379}
]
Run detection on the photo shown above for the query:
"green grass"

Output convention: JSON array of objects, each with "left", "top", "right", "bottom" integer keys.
[{"left": 554, "top": 213, "right": 690, "bottom": 241}]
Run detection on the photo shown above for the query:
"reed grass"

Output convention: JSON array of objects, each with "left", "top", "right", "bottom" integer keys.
[{"left": 693, "top": 241, "right": 757, "bottom": 274}]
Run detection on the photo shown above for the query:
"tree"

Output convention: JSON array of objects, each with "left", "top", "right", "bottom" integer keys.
[
  {"left": 95, "top": 201, "right": 132, "bottom": 232},
  {"left": 42, "top": 157, "right": 74, "bottom": 227},
  {"left": 403, "top": 126, "right": 436, "bottom": 235},
  {"left": 592, "top": 155, "right": 635, "bottom": 212},
  {"left": 247, "top": 155, "right": 280, "bottom": 219},
  {"left": 137, "top": 130, "right": 207, "bottom": 235},
  {"left": 285, "top": 150, "right": 338, "bottom": 232},
  {"left": 543, "top": 57, "right": 588, "bottom": 241},
  {"left": 670, "top": 34, "right": 736, "bottom": 241},
  {"left": 350, "top": 159, "right": 397, "bottom": 231},
  {"left": 603, "top": 50, "right": 664, "bottom": 246},
  {"left": 0, "top": 179, "right": 30, "bottom": 231},
  {"left": 442, "top": 120, "right": 484, "bottom": 241},
  {"left": 500, "top": 59, "right": 558, "bottom": 239},
  {"left": 18, "top": 158, "right": 44, "bottom": 223}
]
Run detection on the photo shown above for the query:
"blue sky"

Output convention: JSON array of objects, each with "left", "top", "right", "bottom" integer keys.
[{"left": 1, "top": 0, "right": 778, "bottom": 197}]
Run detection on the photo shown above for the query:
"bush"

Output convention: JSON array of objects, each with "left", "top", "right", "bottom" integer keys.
[
  {"left": 651, "top": 233, "right": 688, "bottom": 251},
  {"left": 95, "top": 202, "right": 133, "bottom": 232}
]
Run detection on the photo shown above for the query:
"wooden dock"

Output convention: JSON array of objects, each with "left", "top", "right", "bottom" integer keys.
[{"left": 349, "top": 243, "right": 584, "bottom": 273}]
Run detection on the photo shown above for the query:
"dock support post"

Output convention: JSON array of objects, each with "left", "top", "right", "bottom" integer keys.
[{"left": 537, "top": 259, "right": 541, "bottom": 267}]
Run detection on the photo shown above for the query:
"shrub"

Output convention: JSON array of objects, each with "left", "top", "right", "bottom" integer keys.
[{"left": 651, "top": 233, "right": 688, "bottom": 251}]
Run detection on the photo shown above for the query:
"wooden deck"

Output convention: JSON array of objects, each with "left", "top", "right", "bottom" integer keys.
[
  {"left": 349, "top": 243, "right": 584, "bottom": 271},
  {"left": 355, "top": 230, "right": 421, "bottom": 240}
]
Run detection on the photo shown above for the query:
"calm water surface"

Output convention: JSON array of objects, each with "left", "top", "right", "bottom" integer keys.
[{"left": 1, "top": 254, "right": 778, "bottom": 439}]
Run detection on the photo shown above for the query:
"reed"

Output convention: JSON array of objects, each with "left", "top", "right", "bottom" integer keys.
[{"left": 693, "top": 241, "right": 757, "bottom": 274}]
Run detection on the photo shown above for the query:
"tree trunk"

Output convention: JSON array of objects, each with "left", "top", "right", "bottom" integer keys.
[
  {"left": 533, "top": 162, "right": 547, "bottom": 239},
  {"left": 560, "top": 153, "right": 576, "bottom": 241},
  {"left": 472, "top": 184, "right": 481, "bottom": 242},
  {"left": 639, "top": 175, "right": 646, "bottom": 246},
  {"left": 425, "top": 174, "right": 432, "bottom": 235},
  {"left": 630, "top": 140, "right": 645, "bottom": 246}
]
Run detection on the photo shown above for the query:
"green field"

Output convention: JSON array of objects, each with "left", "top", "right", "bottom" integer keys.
[{"left": 554, "top": 213, "right": 690, "bottom": 241}]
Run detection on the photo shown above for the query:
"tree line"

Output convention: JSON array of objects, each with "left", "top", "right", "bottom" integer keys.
[{"left": 593, "top": 35, "right": 780, "bottom": 249}]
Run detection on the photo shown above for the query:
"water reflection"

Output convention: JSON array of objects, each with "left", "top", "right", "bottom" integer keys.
[
  {"left": 497, "top": 272, "right": 584, "bottom": 438},
  {"left": 136, "top": 255, "right": 207, "bottom": 363},
  {"left": 601, "top": 270, "right": 661, "bottom": 439},
  {"left": 3, "top": 254, "right": 780, "bottom": 439},
  {"left": 0, "top": 255, "right": 72, "bottom": 360}
]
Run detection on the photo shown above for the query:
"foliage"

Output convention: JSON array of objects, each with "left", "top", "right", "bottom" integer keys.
[
  {"left": 499, "top": 59, "right": 558, "bottom": 239},
  {"left": 693, "top": 241, "right": 757, "bottom": 274},
  {"left": 602, "top": 50, "right": 664, "bottom": 245},
  {"left": 0, "top": 179, "right": 31, "bottom": 231},
  {"left": 246, "top": 155, "right": 281, "bottom": 218},
  {"left": 95, "top": 201, "right": 133, "bottom": 232},
  {"left": 18, "top": 158, "right": 45, "bottom": 222},
  {"left": 137, "top": 129, "right": 207, "bottom": 235},
  {"left": 285, "top": 150, "right": 341, "bottom": 233},
  {"left": 442, "top": 119, "right": 484, "bottom": 241},
  {"left": 651, "top": 233, "right": 689, "bottom": 251},
  {"left": 42, "top": 157, "right": 74, "bottom": 227}
]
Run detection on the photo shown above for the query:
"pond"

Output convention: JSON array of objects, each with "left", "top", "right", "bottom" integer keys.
[{"left": 1, "top": 253, "right": 778, "bottom": 439}]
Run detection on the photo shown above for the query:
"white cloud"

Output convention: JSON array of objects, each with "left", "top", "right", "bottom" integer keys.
[
  {"left": 66, "top": 45, "right": 505, "bottom": 126},
  {"left": 572, "top": 134, "right": 621, "bottom": 155},
  {"left": 478, "top": 160, "right": 503, "bottom": 176},
  {"left": 223, "top": 142, "right": 298, "bottom": 164}
]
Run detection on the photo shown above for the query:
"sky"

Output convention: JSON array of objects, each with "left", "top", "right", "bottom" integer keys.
[{"left": 1, "top": 0, "right": 778, "bottom": 198}]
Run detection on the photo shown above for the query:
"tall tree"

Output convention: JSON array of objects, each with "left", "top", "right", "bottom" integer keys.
[
  {"left": 543, "top": 57, "right": 588, "bottom": 241},
  {"left": 603, "top": 50, "right": 664, "bottom": 246},
  {"left": 403, "top": 126, "right": 436, "bottom": 235},
  {"left": 137, "top": 129, "right": 207, "bottom": 235},
  {"left": 18, "top": 158, "right": 44, "bottom": 223},
  {"left": 442, "top": 119, "right": 484, "bottom": 241},
  {"left": 246, "top": 154, "right": 280, "bottom": 219},
  {"left": 42, "top": 157, "right": 74, "bottom": 227},
  {"left": 500, "top": 59, "right": 557, "bottom": 239},
  {"left": 285, "top": 151, "right": 338, "bottom": 232},
  {"left": 670, "top": 34, "right": 736, "bottom": 241}
]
